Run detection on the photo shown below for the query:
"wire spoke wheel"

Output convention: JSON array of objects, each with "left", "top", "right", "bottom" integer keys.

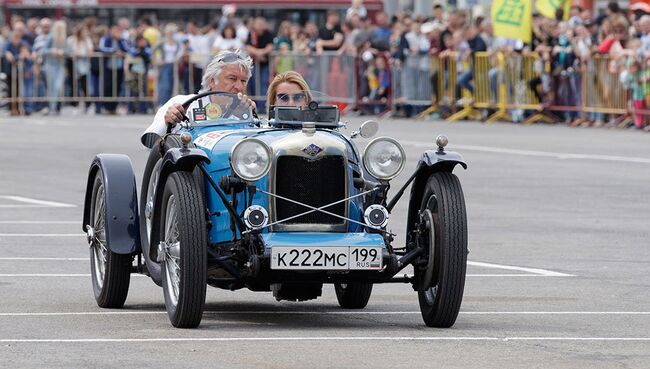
[
  {"left": 415, "top": 172, "right": 468, "bottom": 328},
  {"left": 162, "top": 195, "right": 181, "bottom": 306},
  {"left": 159, "top": 171, "right": 207, "bottom": 328},
  {"left": 88, "top": 171, "right": 131, "bottom": 308},
  {"left": 145, "top": 160, "right": 162, "bottom": 249},
  {"left": 140, "top": 136, "right": 185, "bottom": 286},
  {"left": 91, "top": 184, "right": 107, "bottom": 289}
]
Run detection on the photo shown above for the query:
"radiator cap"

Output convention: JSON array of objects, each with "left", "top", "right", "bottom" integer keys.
[{"left": 302, "top": 122, "right": 316, "bottom": 135}]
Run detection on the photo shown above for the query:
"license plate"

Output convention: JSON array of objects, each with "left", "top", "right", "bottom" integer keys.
[{"left": 271, "top": 246, "right": 383, "bottom": 270}]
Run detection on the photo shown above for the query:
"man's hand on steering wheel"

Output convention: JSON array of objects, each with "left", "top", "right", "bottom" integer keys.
[
  {"left": 237, "top": 92, "right": 257, "bottom": 111},
  {"left": 164, "top": 103, "right": 187, "bottom": 128}
]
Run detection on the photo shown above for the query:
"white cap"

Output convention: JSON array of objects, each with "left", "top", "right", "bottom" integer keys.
[
  {"left": 421, "top": 21, "right": 442, "bottom": 34},
  {"left": 222, "top": 4, "right": 236, "bottom": 16}
]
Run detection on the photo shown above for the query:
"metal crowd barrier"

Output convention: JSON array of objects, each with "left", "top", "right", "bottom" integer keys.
[
  {"left": 582, "top": 55, "right": 627, "bottom": 115},
  {"left": 0, "top": 50, "right": 640, "bottom": 122},
  {"left": 1, "top": 52, "right": 157, "bottom": 114},
  {"left": 409, "top": 52, "right": 633, "bottom": 124},
  {"left": 391, "top": 54, "right": 434, "bottom": 111}
]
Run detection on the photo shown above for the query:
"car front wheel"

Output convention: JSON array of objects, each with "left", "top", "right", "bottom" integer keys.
[
  {"left": 159, "top": 171, "right": 207, "bottom": 328},
  {"left": 416, "top": 172, "right": 467, "bottom": 328}
]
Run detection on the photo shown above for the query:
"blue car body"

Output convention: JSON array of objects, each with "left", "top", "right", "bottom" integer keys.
[{"left": 188, "top": 123, "right": 371, "bottom": 248}]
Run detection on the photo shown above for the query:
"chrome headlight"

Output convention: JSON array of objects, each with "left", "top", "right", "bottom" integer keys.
[
  {"left": 363, "top": 137, "right": 405, "bottom": 180},
  {"left": 230, "top": 138, "right": 272, "bottom": 181}
]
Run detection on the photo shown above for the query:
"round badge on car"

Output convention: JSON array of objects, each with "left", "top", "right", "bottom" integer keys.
[
  {"left": 244, "top": 205, "right": 269, "bottom": 229},
  {"left": 364, "top": 205, "right": 390, "bottom": 228}
]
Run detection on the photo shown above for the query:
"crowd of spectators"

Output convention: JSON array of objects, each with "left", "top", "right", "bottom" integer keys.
[{"left": 2, "top": 1, "right": 650, "bottom": 131}]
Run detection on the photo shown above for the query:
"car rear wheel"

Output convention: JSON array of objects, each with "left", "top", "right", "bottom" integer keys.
[
  {"left": 88, "top": 172, "right": 132, "bottom": 308},
  {"left": 416, "top": 172, "right": 467, "bottom": 328},
  {"left": 334, "top": 282, "right": 373, "bottom": 309},
  {"left": 159, "top": 171, "right": 207, "bottom": 328}
]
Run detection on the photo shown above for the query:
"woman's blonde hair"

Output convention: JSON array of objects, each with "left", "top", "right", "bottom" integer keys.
[
  {"left": 52, "top": 20, "right": 67, "bottom": 48},
  {"left": 266, "top": 71, "right": 312, "bottom": 114}
]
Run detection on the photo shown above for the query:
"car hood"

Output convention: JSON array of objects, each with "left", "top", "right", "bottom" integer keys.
[{"left": 191, "top": 127, "right": 361, "bottom": 173}]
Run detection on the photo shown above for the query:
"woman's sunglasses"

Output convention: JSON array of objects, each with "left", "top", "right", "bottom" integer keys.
[{"left": 276, "top": 92, "right": 307, "bottom": 103}]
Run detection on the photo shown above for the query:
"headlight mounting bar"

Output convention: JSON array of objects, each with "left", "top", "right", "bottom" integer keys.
[{"left": 241, "top": 187, "right": 395, "bottom": 236}]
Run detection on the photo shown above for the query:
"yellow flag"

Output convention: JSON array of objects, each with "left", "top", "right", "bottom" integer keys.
[
  {"left": 536, "top": 0, "right": 573, "bottom": 20},
  {"left": 563, "top": 0, "right": 572, "bottom": 20},
  {"left": 491, "top": 0, "right": 532, "bottom": 43}
]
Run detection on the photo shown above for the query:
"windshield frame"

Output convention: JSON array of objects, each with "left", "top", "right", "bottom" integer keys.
[{"left": 185, "top": 91, "right": 256, "bottom": 128}]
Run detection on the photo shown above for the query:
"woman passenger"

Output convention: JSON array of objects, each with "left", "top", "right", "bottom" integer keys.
[{"left": 266, "top": 71, "right": 313, "bottom": 115}]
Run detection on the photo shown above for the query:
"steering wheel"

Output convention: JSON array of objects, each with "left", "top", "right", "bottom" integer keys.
[{"left": 166, "top": 91, "right": 246, "bottom": 134}]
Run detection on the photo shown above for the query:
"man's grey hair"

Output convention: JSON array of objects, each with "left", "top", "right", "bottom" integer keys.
[{"left": 200, "top": 49, "right": 254, "bottom": 92}]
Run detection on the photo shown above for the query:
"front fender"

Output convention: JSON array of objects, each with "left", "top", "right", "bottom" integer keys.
[
  {"left": 156, "top": 147, "right": 210, "bottom": 194},
  {"left": 405, "top": 149, "right": 467, "bottom": 246},
  {"left": 419, "top": 149, "right": 467, "bottom": 172},
  {"left": 149, "top": 147, "right": 210, "bottom": 260},
  {"left": 82, "top": 154, "right": 141, "bottom": 255}
]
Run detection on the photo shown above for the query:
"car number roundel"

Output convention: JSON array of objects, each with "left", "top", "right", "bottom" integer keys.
[{"left": 193, "top": 131, "right": 233, "bottom": 150}]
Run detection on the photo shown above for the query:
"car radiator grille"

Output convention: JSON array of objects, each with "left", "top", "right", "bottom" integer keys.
[{"left": 275, "top": 155, "right": 346, "bottom": 225}]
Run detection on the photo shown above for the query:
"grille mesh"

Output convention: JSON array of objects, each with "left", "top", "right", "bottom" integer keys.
[{"left": 275, "top": 155, "right": 346, "bottom": 225}]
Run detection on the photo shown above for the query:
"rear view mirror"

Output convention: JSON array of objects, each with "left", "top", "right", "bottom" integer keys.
[
  {"left": 359, "top": 120, "right": 379, "bottom": 138},
  {"left": 352, "top": 120, "right": 379, "bottom": 139},
  {"left": 141, "top": 132, "right": 160, "bottom": 149}
]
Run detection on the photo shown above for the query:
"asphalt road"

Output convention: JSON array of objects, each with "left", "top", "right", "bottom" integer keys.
[{"left": 1, "top": 113, "right": 649, "bottom": 368}]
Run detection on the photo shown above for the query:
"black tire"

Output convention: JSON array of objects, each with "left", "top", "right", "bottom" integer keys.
[
  {"left": 139, "top": 136, "right": 184, "bottom": 286},
  {"left": 88, "top": 171, "right": 132, "bottom": 308},
  {"left": 416, "top": 172, "right": 467, "bottom": 328},
  {"left": 335, "top": 282, "right": 373, "bottom": 309},
  {"left": 159, "top": 171, "right": 207, "bottom": 328}
]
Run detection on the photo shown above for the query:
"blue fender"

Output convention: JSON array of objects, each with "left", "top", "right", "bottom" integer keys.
[
  {"left": 418, "top": 149, "right": 467, "bottom": 172},
  {"left": 154, "top": 148, "right": 210, "bottom": 206},
  {"left": 82, "top": 154, "right": 141, "bottom": 255},
  {"left": 405, "top": 149, "right": 467, "bottom": 247},
  {"left": 148, "top": 147, "right": 210, "bottom": 261},
  {"left": 158, "top": 147, "right": 210, "bottom": 182}
]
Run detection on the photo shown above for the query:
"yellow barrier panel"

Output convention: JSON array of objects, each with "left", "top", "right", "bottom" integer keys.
[
  {"left": 414, "top": 52, "right": 632, "bottom": 123},
  {"left": 473, "top": 52, "right": 492, "bottom": 108},
  {"left": 446, "top": 53, "right": 482, "bottom": 122},
  {"left": 485, "top": 52, "right": 509, "bottom": 123},
  {"left": 582, "top": 56, "right": 627, "bottom": 115}
]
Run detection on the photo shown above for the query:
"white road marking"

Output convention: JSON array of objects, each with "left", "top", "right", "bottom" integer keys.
[
  {"left": 0, "top": 273, "right": 557, "bottom": 278},
  {"left": 2, "top": 311, "right": 650, "bottom": 317},
  {"left": 402, "top": 141, "right": 650, "bottom": 165},
  {"left": 468, "top": 261, "right": 574, "bottom": 277},
  {"left": 0, "top": 196, "right": 76, "bottom": 208},
  {"left": 0, "top": 221, "right": 78, "bottom": 224},
  {"left": 1, "top": 336, "right": 649, "bottom": 343},
  {"left": 0, "top": 234, "right": 83, "bottom": 237},
  {"left": 0, "top": 205, "right": 73, "bottom": 209},
  {"left": 466, "top": 274, "right": 566, "bottom": 277},
  {"left": 0, "top": 274, "right": 92, "bottom": 277},
  {"left": 0, "top": 255, "right": 573, "bottom": 278},
  {"left": 395, "top": 273, "right": 571, "bottom": 277},
  {"left": 0, "top": 258, "right": 86, "bottom": 261},
  {"left": 0, "top": 274, "right": 146, "bottom": 277},
  {"left": 0, "top": 337, "right": 498, "bottom": 343}
]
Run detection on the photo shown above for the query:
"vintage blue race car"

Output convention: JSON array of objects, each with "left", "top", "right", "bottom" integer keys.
[{"left": 82, "top": 91, "right": 468, "bottom": 328}]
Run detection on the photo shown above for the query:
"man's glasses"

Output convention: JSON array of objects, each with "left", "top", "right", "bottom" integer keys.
[{"left": 276, "top": 92, "right": 307, "bottom": 103}]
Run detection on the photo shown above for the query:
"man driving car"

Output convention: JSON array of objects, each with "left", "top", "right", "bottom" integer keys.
[{"left": 141, "top": 49, "right": 255, "bottom": 145}]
